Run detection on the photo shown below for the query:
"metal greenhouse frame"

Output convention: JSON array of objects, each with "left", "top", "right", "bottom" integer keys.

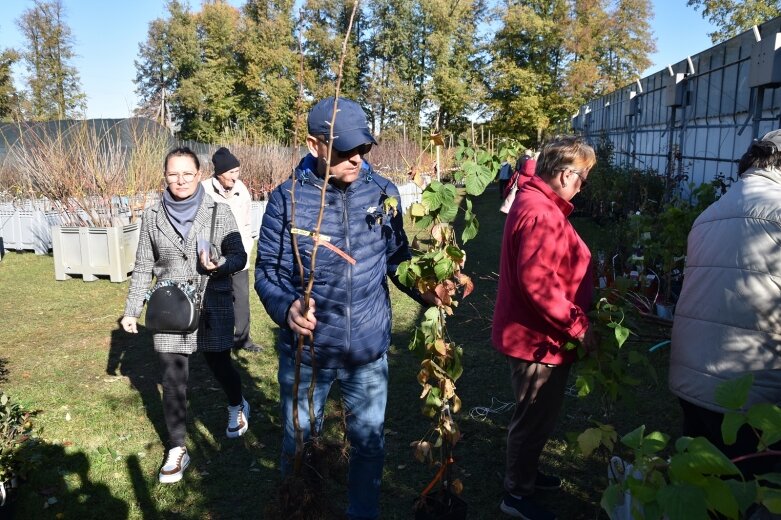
[{"left": 573, "top": 15, "right": 781, "bottom": 190}]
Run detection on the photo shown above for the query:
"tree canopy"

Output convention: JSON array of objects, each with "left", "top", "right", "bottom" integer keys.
[
  {"left": 687, "top": 0, "right": 781, "bottom": 43},
  {"left": 16, "top": 0, "right": 85, "bottom": 120},
  {"left": 131, "top": 0, "right": 657, "bottom": 145}
]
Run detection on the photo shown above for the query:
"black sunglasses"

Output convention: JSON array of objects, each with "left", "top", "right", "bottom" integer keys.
[{"left": 318, "top": 138, "right": 373, "bottom": 158}]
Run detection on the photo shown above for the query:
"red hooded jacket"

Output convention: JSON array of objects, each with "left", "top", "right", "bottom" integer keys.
[{"left": 492, "top": 175, "right": 592, "bottom": 365}]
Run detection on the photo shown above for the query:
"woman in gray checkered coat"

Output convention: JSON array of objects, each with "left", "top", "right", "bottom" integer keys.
[{"left": 120, "top": 147, "right": 250, "bottom": 484}]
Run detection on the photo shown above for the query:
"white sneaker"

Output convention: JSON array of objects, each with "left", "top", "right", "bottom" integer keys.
[
  {"left": 158, "top": 446, "right": 190, "bottom": 484},
  {"left": 226, "top": 398, "right": 249, "bottom": 438}
]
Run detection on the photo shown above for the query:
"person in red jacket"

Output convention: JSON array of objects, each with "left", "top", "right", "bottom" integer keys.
[
  {"left": 493, "top": 135, "right": 597, "bottom": 520},
  {"left": 503, "top": 155, "right": 537, "bottom": 200}
]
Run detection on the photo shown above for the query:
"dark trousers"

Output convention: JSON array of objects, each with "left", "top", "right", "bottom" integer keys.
[
  {"left": 159, "top": 350, "right": 243, "bottom": 448},
  {"left": 504, "top": 357, "right": 571, "bottom": 496},
  {"left": 679, "top": 398, "right": 781, "bottom": 478},
  {"left": 231, "top": 269, "right": 252, "bottom": 348}
]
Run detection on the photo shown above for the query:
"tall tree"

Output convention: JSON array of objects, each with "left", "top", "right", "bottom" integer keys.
[
  {"left": 16, "top": 0, "right": 85, "bottom": 120},
  {"left": 363, "top": 0, "right": 424, "bottom": 135},
  {"left": 0, "top": 48, "right": 21, "bottom": 121},
  {"left": 488, "top": 0, "right": 654, "bottom": 143},
  {"left": 422, "top": 0, "right": 488, "bottom": 134},
  {"left": 488, "top": 0, "right": 571, "bottom": 143},
  {"left": 687, "top": 0, "right": 781, "bottom": 43},
  {"left": 134, "top": 1, "right": 201, "bottom": 136},
  {"left": 239, "top": 0, "right": 299, "bottom": 141},
  {"left": 176, "top": 0, "right": 245, "bottom": 140},
  {"left": 300, "top": 0, "right": 367, "bottom": 103},
  {"left": 134, "top": 18, "right": 176, "bottom": 131}
]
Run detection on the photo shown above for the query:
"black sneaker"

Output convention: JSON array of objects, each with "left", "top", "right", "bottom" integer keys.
[
  {"left": 535, "top": 471, "right": 562, "bottom": 491},
  {"left": 500, "top": 494, "right": 556, "bottom": 520}
]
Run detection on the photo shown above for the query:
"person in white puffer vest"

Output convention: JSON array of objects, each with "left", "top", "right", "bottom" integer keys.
[{"left": 669, "top": 129, "right": 781, "bottom": 476}]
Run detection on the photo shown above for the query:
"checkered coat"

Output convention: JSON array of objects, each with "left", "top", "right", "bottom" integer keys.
[{"left": 124, "top": 196, "right": 247, "bottom": 354}]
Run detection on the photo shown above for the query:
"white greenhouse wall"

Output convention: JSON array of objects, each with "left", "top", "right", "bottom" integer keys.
[{"left": 574, "top": 16, "right": 781, "bottom": 187}]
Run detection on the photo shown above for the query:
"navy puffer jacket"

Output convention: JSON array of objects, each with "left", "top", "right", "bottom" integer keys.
[{"left": 255, "top": 154, "right": 413, "bottom": 368}]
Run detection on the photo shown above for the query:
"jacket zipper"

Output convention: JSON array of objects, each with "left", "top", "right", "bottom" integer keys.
[{"left": 341, "top": 188, "right": 352, "bottom": 356}]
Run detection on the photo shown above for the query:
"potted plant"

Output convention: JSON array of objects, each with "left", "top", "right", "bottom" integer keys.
[
  {"left": 398, "top": 138, "right": 521, "bottom": 518},
  {"left": 624, "top": 179, "right": 721, "bottom": 319},
  {"left": 0, "top": 393, "right": 37, "bottom": 518},
  {"left": 4, "top": 119, "right": 168, "bottom": 282}
]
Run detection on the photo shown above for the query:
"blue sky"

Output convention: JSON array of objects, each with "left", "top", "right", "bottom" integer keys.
[{"left": 0, "top": 0, "right": 717, "bottom": 119}]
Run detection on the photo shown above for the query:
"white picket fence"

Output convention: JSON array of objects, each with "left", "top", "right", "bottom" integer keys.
[{"left": 396, "top": 181, "right": 423, "bottom": 213}]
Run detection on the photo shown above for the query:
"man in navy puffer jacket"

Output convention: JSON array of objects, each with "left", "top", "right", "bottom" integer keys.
[{"left": 255, "top": 97, "right": 435, "bottom": 520}]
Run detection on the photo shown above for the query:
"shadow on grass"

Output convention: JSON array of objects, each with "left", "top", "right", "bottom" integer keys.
[
  {"left": 0, "top": 357, "right": 8, "bottom": 384},
  {"left": 106, "top": 321, "right": 281, "bottom": 518},
  {"left": 10, "top": 441, "right": 129, "bottom": 518}
]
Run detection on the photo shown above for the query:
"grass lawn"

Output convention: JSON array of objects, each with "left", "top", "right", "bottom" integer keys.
[{"left": 0, "top": 186, "right": 680, "bottom": 519}]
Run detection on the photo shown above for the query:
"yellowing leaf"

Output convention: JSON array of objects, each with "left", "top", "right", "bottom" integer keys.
[
  {"left": 431, "top": 223, "right": 450, "bottom": 244},
  {"left": 433, "top": 339, "right": 447, "bottom": 356},
  {"left": 409, "top": 203, "right": 427, "bottom": 217},
  {"left": 577, "top": 427, "right": 603, "bottom": 457},
  {"left": 442, "top": 378, "right": 456, "bottom": 399},
  {"left": 451, "top": 479, "right": 464, "bottom": 495}
]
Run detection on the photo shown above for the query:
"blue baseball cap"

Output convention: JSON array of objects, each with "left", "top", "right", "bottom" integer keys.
[{"left": 307, "top": 97, "right": 377, "bottom": 152}]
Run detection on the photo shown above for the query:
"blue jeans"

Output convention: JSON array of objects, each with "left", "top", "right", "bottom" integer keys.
[{"left": 278, "top": 352, "right": 388, "bottom": 520}]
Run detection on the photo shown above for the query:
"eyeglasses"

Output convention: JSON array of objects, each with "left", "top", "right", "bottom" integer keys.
[
  {"left": 567, "top": 168, "right": 588, "bottom": 188},
  {"left": 165, "top": 171, "right": 197, "bottom": 183},
  {"left": 318, "top": 139, "right": 373, "bottom": 159}
]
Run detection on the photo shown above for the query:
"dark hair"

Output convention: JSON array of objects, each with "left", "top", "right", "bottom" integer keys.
[
  {"left": 737, "top": 140, "right": 781, "bottom": 175},
  {"left": 164, "top": 147, "right": 200, "bottom": 171},
  {"left": 535, "top": 135, "right": 596, "bottom": 178}
]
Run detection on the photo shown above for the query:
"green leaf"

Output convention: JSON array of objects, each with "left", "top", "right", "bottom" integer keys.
[
  {"left": 395, "top": 261, "right": 412, "bottom": 287},
  {"left": 408, "top": 328, "right": 426, "bottom": 358},
  {"left": 414, "top": 214, "right": 434, "bottom": 230},
  {"left": 614, "top": 324, "right": 630, "bottom": 348},
  {"left": 721, "top": 412, "right": 746, "bottom": 446},
  {"left": 600, "top": 483, "right": 623, "bottom": 516},
  {"left": 433, "top": 258, "right": 454, "bottom": 281},
  {"left": 445, "top": 246, "right": 464, "bottom": 263},
  {"left": 724, "top": 479, "right": 758, "bottom": 515},
  {"left": 761, "top": 487, "right": 781, "bottom": 514},
  {"left": 670, "top": 437, "right": 741, "bottom": 479},
  {"left": 577, "top": 427, "right": 603, "bottom": 457},
  {"left": 702, "top": 476, "right": 738, "bottom": 518},
  {"left": 758, "top": 473, "right": 781, "bottom": 486},
  {"left": 447, "top": 346, "right": 464, "bottom": 382},
  {"left": 437, "top": 199, "right": 459, "bottom": 222},
  {"left": 621, "top": 425, "right": 646, "bottom": 450},
  {"left": 461, "top": 214, "right": 479, "bottom": 243},
  {"left": 675, "top": 436, "right": 693, "bottom": 452},
  {"left": 575, "top": 374, "right": 593, "bottom": 397},
  {"left": 747, "top": 404, "right": 781, "bottom": 448},
  {"left": 424, "top": 307, "right": 441, "bottom": 321},
  {"left": 714, "top": 374, "right": 754, "bottom": 410},
  {"left": 657, "top": 483, "right": 709, "bottom": 520},
  {"left": 463, "top": 163, "right": 494, "bottom": 196},
  {"left": 425, "top": 387, "right": 443, "bottom": 409},
  {"left": 422, "top": 186, "right": 443, "bottom": 211},
  {"left": 641, "top": 431, "right": 670, "bottom": 455}
]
